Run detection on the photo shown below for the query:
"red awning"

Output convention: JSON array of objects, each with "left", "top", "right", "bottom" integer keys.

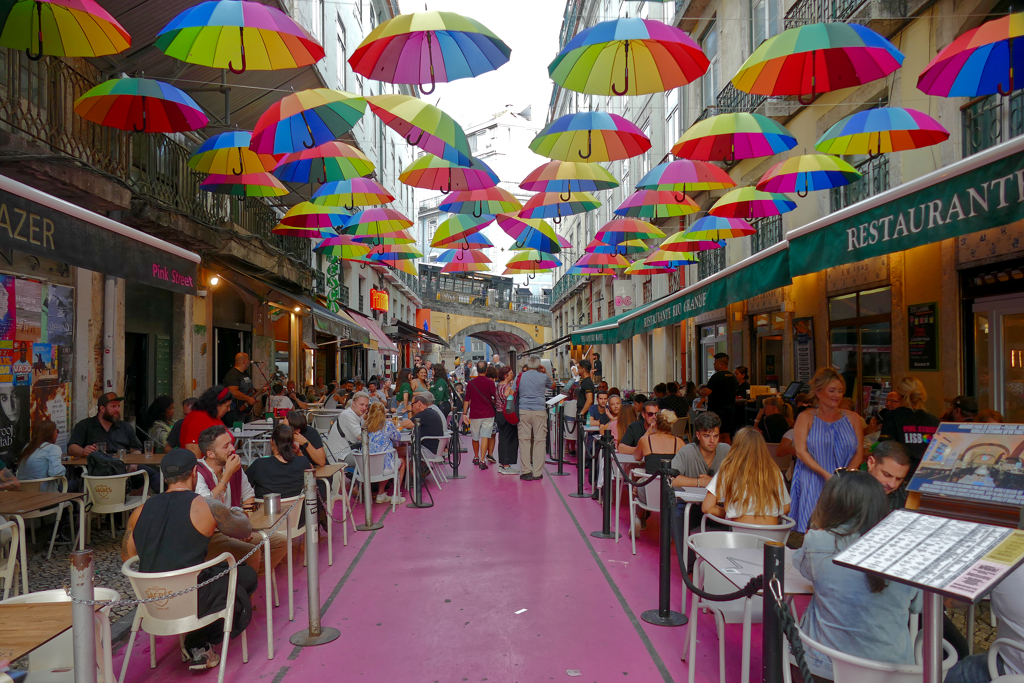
[{"left": 348, "top": 310, "right": 400, "bottom": 355}]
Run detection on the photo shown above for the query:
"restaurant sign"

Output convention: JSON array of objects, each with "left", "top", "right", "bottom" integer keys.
[
  {"left": 790, "top": 151, "right": 1024, "bottom": 276},
  {"left": 370, "top": 288, "right": 389, "bottom": 312}
]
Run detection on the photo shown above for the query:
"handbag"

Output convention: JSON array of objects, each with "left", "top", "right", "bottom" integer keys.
[{"left": 502, "top": 374, "right": 521, "bottom": 426}]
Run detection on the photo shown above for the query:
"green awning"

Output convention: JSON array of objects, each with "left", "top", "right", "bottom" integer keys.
[
  {"left": 789, "top": 135, "right": 1024, "bottom": 277},
  {"left": 570, "top": 308, "right": 636, "bottom": 345}
]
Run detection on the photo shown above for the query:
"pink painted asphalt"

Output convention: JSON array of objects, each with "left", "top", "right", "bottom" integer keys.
[{"left": 114, "top": 436, "right": 762, "bottom": 683}]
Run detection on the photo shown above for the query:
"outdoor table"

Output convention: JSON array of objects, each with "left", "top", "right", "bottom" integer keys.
[
  {"left": 0, "top": 602, "right": 101, "bottom": 662},
  {"left": 66, "top": 452, "right": 166, "bottom": 490},
  {"left": 248, "top": 504, "right": 292, "bottom": 660},
  {"left": 688, "top": 538, "right": 812, "bottom": 683},
  {"left": 0, "top": 491, "right": 86, "bottom": 593},
  {"left": 315, "top": 464, "right": 344, "bottom": 480}
]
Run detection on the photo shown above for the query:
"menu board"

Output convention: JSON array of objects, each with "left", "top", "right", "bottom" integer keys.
[
  {"left": 834, "top": 510, "right": 1024, "bottom": 602},
  {"left": 908, "top": 302, "right": 938, "bottom": 370},
  {"left": 908, "top": 423, "right": 1024, "bottom": 508}
]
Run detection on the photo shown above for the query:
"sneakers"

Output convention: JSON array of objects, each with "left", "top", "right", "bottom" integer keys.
[
  {"left": 375, "top": 492, "right": 390, "bottom": 504},
  {"left": 391, "top": 495, "right": 407, "bottom": 504},
  {"left": 479, "top": 462, "right": 489, "bottom": 470},
  {"left": 519, "top": 473, "right": 534, "bottom": 480},
  {"left": 499, "top": 465, "right": 517, "bottom": 475},
  {"left": 187, "top": 646, "right": 220, "bottom": 671}
]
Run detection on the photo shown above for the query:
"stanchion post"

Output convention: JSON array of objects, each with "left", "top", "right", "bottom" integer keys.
[
  {"left": 550, "top": 403, "right": 569, "bottom": 476},
  {"left": 449, "top": 411, "right": 465, "bottom": 480},
  {"left": 290, "top": 470, "right": 340, "bottom": 646},
  {"left": 356, "top": 427, "right": 383, "bottom": 531},
  {"left": 763, "top": 541, "right": 786, "bottom": 683},
  {"left": 641, "top": 469, "right": 688, "bottom": 627},
  {"left": 590, "top": 434, "right": 618, "bottom": 539},
  {"left": 408, "top": 416, "right": 433, "bottom": 508},
  {"left": 569, "top": 411, "right": 588, "bottom": 498},
  {"left": 71, "top": 549, "right": 96, "bottom": 683}
]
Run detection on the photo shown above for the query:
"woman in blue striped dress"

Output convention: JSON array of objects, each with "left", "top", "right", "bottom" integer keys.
[{"left": 790, "top": 368, "right": 865, "bottom": 533}]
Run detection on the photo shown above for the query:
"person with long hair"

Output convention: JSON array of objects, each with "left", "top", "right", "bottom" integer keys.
[
  {"left": 790, "top": 368, "right": 865, "bottom": 534},
  {"left": 180, "top": 385, "right": 235, "bottom": 457},
  {"left": 483, "top": 365, "right": 499, "bottom": 465},
  {"left": 495, "top": 366, "right": 518, "bottom": 474},
  {"left": 246, "top": 424, "right": 323, "bottom": 531},
  {"left": 878, "top": 375, "right": 940, "bottom": 476},
  {"left": 430, "top": 363, "right": 451, "bottom": 416},
  {"left": 606, "top": 395, "right": 634, "bottom": 446},
  {"left": 141, "top": 395, "right": 175, "bottom": 450},
  {"left": 701, "top": 428, "right": 790, "bottom": 525},
  {"left": 363, "top": 401, "right": 406, "bottom": 504},
  {"left": 754, "top": 395, "right": 793, "bottom": 444},
  {"left": 411, "top": 365, "right": 429, "bottom": 395},
  {"left": 793, "top": 471, "right": 921, "bottom": 682},
  {"left": 396, "top": 368, "right": 414, "bottom": 415},
  {"left": 16, "top": 420, "right": 64, "bottom": 491},
  {"left": 632, "top": 409, "right": 687, "bottom": 515}
]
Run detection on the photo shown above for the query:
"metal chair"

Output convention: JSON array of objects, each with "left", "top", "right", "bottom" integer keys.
[
  {"left": 83, "top": 471, "right": 149, "bottom": 541},
  {"left": 325, "top": 468, "right": 356, "bottom": 564},
  {"left": 420, "top": 434, "right": 452, "bottom": 489},
  {"left": 0, "top": 519, "right": 19, "bottom": 600},
  {"left": 18, "top": 475, "right": 75, "bottom": 559}
]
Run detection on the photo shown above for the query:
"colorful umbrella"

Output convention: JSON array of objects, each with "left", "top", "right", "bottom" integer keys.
[
  {"left": 343, "top": 208, "right": 415, "bottom": 243},
  {"left": 348, "top": 11, "right": 511, "bottom": 94},
  {"left": 565, "top": 265, "right": 619, "bottom": 275},
  {"left": 520, "top": 191, "right": 600, "bottom": 222},
  {"left": 814, "top": 107, "right": 950, "bottom": 155},
  {"left": 443, "top": 261, "right": 491, "bottom": 273},
  {"left": 671, "top": 112, "right": 796, "bottom": 162},
  {"left": 529, "top": 111, "right": 651, "bottom": 162},
  {"left": 644, "top": 249, "right": 700, "bottom": 266},
  {"left": 434, "top": 248, "right": 491, "bottom": 264},
  {"left": 399, "top": 153, "right": 499, "bottom": 193},
  {"left": 444, "top": 231, "right": 494, "bottom": 249},
  {"left": 250, "top": 89, "right": 366, "bottom": 154},
  {"left": 272, "top": 141, "right": 375, "bottom": 185},
  {"left": 548, "top": 17, "right": 708, "bottom": 96},
  {"left": 507, "top": 225, "right": 562, "bottom": 253},
  {"left": 519, "top": 160, "right": 619, "bottom": 196},
  {"left": 709, "top": 187, "right": 796, "bottom": 218},
  {"left": 596, "top": 218, "right": 666, "bottom": 242},
  {"left": 313, "top": 234, "right": 371, "bottom": 259},
  {"left": 279, "top": 202, "right": 350, "bottom": 228},
  {"left": 368, "top": 243, "right": 423, "bottom": 261},
  {"left": 349, "top": 231, "right": 417, "bottom": 246},
  {"left": 659, "top": 233, "right": 724, "bottom": 252},
  {"left": 430, "top": 214, "right": 493, "bottom": 247},
  {"left": 585, "top": 238, "right": 648, "bottom": 255},
  {"left": 614, "top": 190, "right": 699, "bottom": 219},
  {"left": 680, "top": 216, "right": 756, "bottom": 240},
  {"left": 311, "top": 178, "right": 395, "bottom": 209},
  {"left": 156, "top": 0, "right": 324, "bottom": 74},
  {"left": 918, "top": 11, "right": 1024, "bottom": 97},
  {"left": 495, "top": 213, "right": 558, "bottom": 241},
  {"left": 624, "top": 260, "right": 676, "bottom": 275},
  {"left": 0, "top": 0, "right": 130, "bottom": 58},
  {"left": 366, "top": 94, "right": 472, "bottom": 164},
  {"left": 636, "top": 159, "right": 735, "bottom": 193},
  {"left": 74, "top": 77, "right": 206, "bottom": 133},
  {"left": 504, "top": 250, "right": 561, "bottom": 274},
  {"left": 755, "top": 154, "right": 861, "bottom": 196},
  {"left": 188, "top": 131, "right": 278, "bottom": 175},
  {"left": 732, "top": 23, "right": 904, "bottom": 103},
  {"left": 199, "top": 171, "right": 288, "bottom": 197},
  {"left": 438, "top": 187, "right": 522, "bottom": 217},
  {"left": 574, "top": 252, "right": 630, "bottom": 268}
]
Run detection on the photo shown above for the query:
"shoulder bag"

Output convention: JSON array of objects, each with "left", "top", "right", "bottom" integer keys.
[{"left": 503, "top": 374, "right": 522, "bottom": 425}]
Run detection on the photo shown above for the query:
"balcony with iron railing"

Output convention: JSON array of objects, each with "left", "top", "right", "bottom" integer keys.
[
  {"left": 419, "top": 194, "right": 448, "bottom": 212},
  {"left": 550, "top": 272, "right": 584, "bottom": 305},
  {"left": 694, "top": 83, "right": 769, "bottom": 124},
  {"left": 962, "top": 92, "right": 1024, "bottom": 158},
  {"left": 783, "top": 0, "right": 868, "bottom": 28},
  {"left": 830, "top": 154, "right": 890, "bottom": 213},
  {"left": 697, "top": 246, "right": 727, "bottom": 281},
  {"left": 751, "top": 215, "right": 784, "bottom": 254}
]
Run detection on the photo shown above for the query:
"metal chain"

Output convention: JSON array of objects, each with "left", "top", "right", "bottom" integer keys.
[
  {"left": 768, "top": 577, "right": 816, "bottom": 683},
  {"left": 315, "top": 477, "right": 352, "bottom": 525},
  {"left": 63, "top": 500, "right": 299, "bottom": 608}
]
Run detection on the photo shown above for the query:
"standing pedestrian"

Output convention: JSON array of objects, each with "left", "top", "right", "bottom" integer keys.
[
  {"left": 430, "top": 363, "right": 451, "bottom": 416},
  {"left": 496, "top": 366, "right": 519, "bottom": 474},
  {"left": 699, "top": 353, "right": 739, "bottom": 444},
  {"left": 517, "top": 356, "right": 552, "bottom": 481},
  {"left": 464, "top": 360, "right": 498, "bottom": 470},
  {"left": 484, "top": 365, "right": 499, "bottom": 465},
  {"left": 591, "top": 353, "right": 603, "bottom": 383}
]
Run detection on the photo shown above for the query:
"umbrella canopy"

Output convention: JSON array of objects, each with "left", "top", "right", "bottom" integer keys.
[
  {"left": 565, "top": 265, "right": 619, "bottom": 275},
  {"left": 548, "top": 17, "right": 708, "bottom": 96},
  {"left": 368, "top": 243, "right": 423, "bottom": 261},
  {"left": 349, "top": 231, "right": 417, "bottom": 245},
  {"left": 348, "top": 11, "right": 511, "bottom": 94},
  {"left": 585, "top": 238, "right": 648, "bottom": 255},
  {"left": 250, "top": 89, "right": 366, "bottom": 154},
  {"left": 519, "top": 160, "right": 619, "bottom": 194},
  {"left": 311, "top": 178, "right": 395, "bottom": 208},
  {"left": 732, "top": 23, "right": 903, "bottom": 102},
  {"left": 595, "top": 218, "right": 666, "bottom": 242},
  {"left": 439, "top": 187, "right": 522, "bottom": 217},
  {"left": 917, "top": 11, "right": 1024, "bottom": 97},
  {"left": 636, "top": 159, "right": 735, "bottom": 192},
  {"left": 575, "top": 252, "right": 630, "bottom": 268},
  {"left": 279, "top": 202, "right": 350, "bottom": 228},
  {"left": 814, "top": 107, "right": 950, "bottom": 155},
  {"left": 520, "top": 191, "right": 601, "bottom": 221},
  {"left": 0, "top": 0, "right": 130, "bottom": 58},
  {"left": 709, "top": 187, "right": 796, "bottom": 218},
  {"left": 272, "top": 141, "right": 375, "bottom": 185},
  {"left": 366, "top": 94, "right": 472, "bottom": 164},
  {"left": 504, "top": 250, "right": 561, "bottom": 270},
  {"left": 430, "top": 214, "right": 493, "bottom": 247},
  {"left": 188, "top": 131, "right": 279, "bottom": 175},
  {"left": 671, "top": 112, "right": 796, "bottom": 162},
  {"left": 660, "top": 233, "right": 725, "bottom": 252},
  {"left": 399, "top": 153, "right": 499, "bottom": 192},
  {"left": 756, "top": 154, "right": 861, "bottom": 195},
  {"left": 156, "top": 0, "right": 324, "bottom": 73},
  {"left": 644, "top": 249, "right": 700, "bottom": 266},
  {"left": 199, "top": 171, "right": 288, "bottom": 197},
  {"left": 433, "top": 248, "right": 491, "bottom": 264},
  {"left": 342, "top": 208, "right": 415, "bottom": 242},
  {"left": 624, "top": 260, "right": 676, "bottom": 275},
  {"left": 443, "top": 231, "right": 494, "bottom": 249},
  {"left": 443, "top": 261, "right": 491, "bottom": 273},
  {"left": 74, "top": 77, "right": 206, "bottom": 133},
  {"left": 508, "top": 225, "right": 562, "bottom": 253},
  {"left": 313, "top": 234, "right": 371, "bottom": 259},
  {"left": 614, "top": 190, "right": 699, "bottom": 219},
  {"left": 495, "top": 213, "right": 558, "bottom": 241},
  {"left": 529, "top": 111, "right": 651, "bottom": 162},
  {"left": 680, "top": 216, "right": 756, "bottom": 240}
]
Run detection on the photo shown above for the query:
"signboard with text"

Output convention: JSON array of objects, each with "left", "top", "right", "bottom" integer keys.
[
  {"left": 908, "top": 302, "right": 938, "bottom": 371},
  {"left": 370, "top": 288, "right": 389, "bottom": 312}
]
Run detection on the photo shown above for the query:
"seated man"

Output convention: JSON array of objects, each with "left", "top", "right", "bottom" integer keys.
[
  {"left": 68, "top": 392, "right": 156, "bottom": 491},
  {"left": 658, "top": 382, "right": 691, "bottom": 421},
  {"left": 287, "top": 410, "right": 327, "bottom": 467},
  {"left": 193, "top": 425, "right": 286, "bottom": 575},
  {"left": 866, "top": 440, "right": 911, "bottom": 511},
  {"left": 402, "top": 392, "right": 445, "bottom": 458},
  {"left": 122, "top": 449, "right": 257, "bottom": 672},
  {"left": 266, "top": 384, "right": 293, "bottom": 415},
  {"left": 285, "top": 381, "right": 309, "bottom": 410},
  {"left": 618, "top": 400, "right": 658, "bottom": 456},
  {"left": 166, "top": 397, "right": 198, "bottom": 451},
  {"left": 332, "top": 391, "right": 369, "bottom": 467}
]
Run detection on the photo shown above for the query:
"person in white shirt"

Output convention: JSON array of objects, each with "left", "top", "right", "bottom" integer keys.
[
  {"left": 946, "top": 563, "right": 1024, "bottom": 682},
  {"left": 193, "top": 425, "right": 285, "bottom": 574},
  {"left": 266, "top": 384, "right": 293, "bottom": 415},
  {"left": 332, "top": 392, "right": 369, "bottom": 467}
]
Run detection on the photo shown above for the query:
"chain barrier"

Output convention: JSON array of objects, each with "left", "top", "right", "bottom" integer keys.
[
  {"left": 314, "top": 475, "right": 352, "bottom": 525},
  {"left": 768, "top": 576, "right": 815, "bottom": 683},
  {"left": 62, "top": 499, "right": 300, "bottom": 608},
  {"left": 607, "top": 442, "right": 659, "bottom": 489}
]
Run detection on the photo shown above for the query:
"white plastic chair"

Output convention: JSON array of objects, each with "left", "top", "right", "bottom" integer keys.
[
  {"left": 349, "top": 449, "right": 400, "bottom": 513},
  {"left": 700, "top": 512, "right": 796, "bottom": 545},
  {"left": 1, "top": 586, "right": 119, "bottom": 683},
  {"left": 18, "top": 475, "right": 75, "bottom": 559},
  {"left": 83, "top": 471, "right": 148, "bottom": 541},
  {"left": 0, "top": 519, "right": 19, "bottom": 600},
  {"left": 628, "top": 468, "right": 662, "bottom": 555},
  {"left": 420, "top": 434, "right": 451, "bottom": 489},
  {"left": 325, "top": 468, "right": 356, "bottom": 564},
  {"left": 119, "top": 552, "right": 249, "bottom": 683},
  {"left": 989, "top": 638, "right": 1024, "bottom": 681},
  {"left": 309, "top": 413, "right": 337, "bottom": 439}
]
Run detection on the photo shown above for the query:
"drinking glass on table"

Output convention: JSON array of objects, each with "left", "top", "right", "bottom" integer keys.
[
  {"left": 97, "top": 442, "right": 107, "bottom": 454},
  {"left": 144, "top": 440, "right": 154, "bottom": 456}
]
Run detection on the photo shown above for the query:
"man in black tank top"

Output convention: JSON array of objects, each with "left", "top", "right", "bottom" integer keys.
[{"left": 122, "top": 450, "right": 258, "bottom": 672}]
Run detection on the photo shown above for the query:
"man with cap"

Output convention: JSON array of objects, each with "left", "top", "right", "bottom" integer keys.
[
  {"left": 943, "top": 395, "right": 979, "bottom": 423},
  {"left": 122, "top": 449, "right": 257, "bottom": 672},
  {"left": 67, "top": 392, "right": 143, "bottom": 458},
  {"left": 401, "top": 392, "right": 445, "bottom": 459}
]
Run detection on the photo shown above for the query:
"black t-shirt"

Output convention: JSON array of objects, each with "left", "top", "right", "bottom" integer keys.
[
  {"left": 246, "top": 454, "right": 313, "bottom": 500},
  {"left": 577, "top": 377, "right": 594, "bottom": 416},
  {"left": 658, "top": 394, "right": 690, "bottom": 420},
  {"left": 737, "top": 381, "right": 751, "bottom": 397},
  {"left": 621, "top": 420, "right": 646, "bottom": 448},
  {"left": 706, "top": 370, "right": 739, "bottom": 418},
  {"left": 68, "top": 416, "right": 143, "bottom": 452},
  {"left": 222, "top": 367, "right": 253, "bottom": 411},
  {"left": 588, "top": 405, "right": 611, "bottom": 425},
  {"left": 879, "top": 407, "right": 941, "bottom": 471},
  {"left": 416, "top": 406, "right": 445, "bottom": 454},
  {"left": 758, "top": 413, "right": 790, "bottom": 443},
  {"left": 167, "top": 418, "right": 184, "bottom": 449},
  {"left": 593, "top": 359, "right": 603, "bottom": 376},
  {"left": 298, "top": 425, "right": 324, "bottom": 461}
]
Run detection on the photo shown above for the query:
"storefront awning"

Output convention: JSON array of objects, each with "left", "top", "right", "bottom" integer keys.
[
  {"left": 348, "top": 310, "right": 400, "bottom": 354},
  {"left": 0, "top": 174, "right": 200, "bottom": 294},
  {"left": 570, "top": 309, "right": 636, "bottom": 346},
  {"left": 525, "top": 334, "right": 571, "bottom": 355},
  {"left": 391, "top": 320, "right": 450, "bottom": 348},
  {"left": 789, "top": 135, "right": 1024, "bottom": 277}
]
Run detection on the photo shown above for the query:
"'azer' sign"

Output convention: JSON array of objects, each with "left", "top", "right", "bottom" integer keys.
[{"left": 790, "top": 151, "right": 1024, "bottom": 276}]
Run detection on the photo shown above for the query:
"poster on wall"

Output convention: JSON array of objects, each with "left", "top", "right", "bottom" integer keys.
[
  {"left": 47, "top": 285, "right": 73, "bottom": 346},
  {"left": 0, "top": 275, "right": 13, "bottom": 341},
  {"left": 0, "top": 384, "right": 30, "bottom": 469},
  {"left": 15, "top": 278, "right": 42, "bottom": 341},
  {"left": 32, "top": 343, "right": 56, "bottom": 384},
  {"left": 908, "top": 302, "right": 938, "bottom": 371},
  {"left": 793, "top": 317, "right": 815, "bottom": 383},
  {"left": 31, "top": 383, "right": 69, "bottom": 453}
]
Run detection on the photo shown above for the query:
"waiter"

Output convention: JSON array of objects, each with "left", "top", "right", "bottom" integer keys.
[
  {"left": 700, "top": 353, "right": 739, "bottom": 445},
  {"left": 223, "top": 353, "right": 257, "bottom": 424}
]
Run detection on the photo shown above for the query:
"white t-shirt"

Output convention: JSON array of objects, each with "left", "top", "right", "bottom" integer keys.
[
  {"left": 993, "top": 563, "right": 1024, "bottom": 675},
  {"left": 782, "top": 428, "right": 794, "bottom": 443},
  {"left": 194, "top": 459, "right": 255, "bottom": 504},
  {"left": 267, "top": 395, "right": 293, "bottom": 413},
  {"left": 706, "top": 470, "right": 791, "bottom": 520}
]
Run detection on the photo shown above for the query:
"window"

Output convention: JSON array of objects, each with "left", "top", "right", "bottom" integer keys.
[
  {"left": 750, "top": 0, "right": 779, "bottom": 52},
  {"left": 310, "top": 0, "right": 323, "bottom": 41},
  {"left": 336, "top": 15, "right": 346, "bottom": 90},
  {"left": 666, "top": 88, "right": 680, "bottom": 149},
  {"left": 701, "top": 21, "right": 720, "bottom": 111},
  {"left": 829, "top": 287, "right": 892, "bottom": 413}
]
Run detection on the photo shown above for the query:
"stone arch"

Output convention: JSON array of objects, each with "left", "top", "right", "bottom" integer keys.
[{"left": 449, "top": 320, "right": 535, "bottom": 355}]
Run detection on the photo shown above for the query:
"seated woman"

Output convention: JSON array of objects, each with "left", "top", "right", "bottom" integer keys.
[
  {"left": 245, "top": 424, "right": 327, "bottom": 533},
  {"left": 364, "top": 401, "right": 406, "bottom": 505},
  {"left": 701, "top": 427, "right": 790, "bottom": 526},
  {"left": 16, "top": 420, "right": 65, "bottom": 491},
  {"left": 793, "top": 470, "right": 921, "bottom": 682},
  {"left": 632, "top": 410, "right": 687, "bottom": 514},
  {"left": 141, "top": 395, "right": 175, "bottom": 451},
  {"left": 754, "top": 396, "right": 793, "bottom": 444}
]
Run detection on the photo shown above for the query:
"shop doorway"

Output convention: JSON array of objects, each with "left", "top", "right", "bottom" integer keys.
[
  {"left": 124, "top": 332, "right": 148, "bottom": 423},
  {"left": 215, "top": 328, "right": 251, "bottom": 387},
  {"left": 973, "top": 294, "right": 1024, "bottom": 421},
  {"left": 752, "top": 312, "right": 785, "bottom": 389},
  {"left": 828, "top": 287, "right": 892, "bottom": 413},
  {"left": 700, "top": 322, "right": 727, "bottom": 383}
]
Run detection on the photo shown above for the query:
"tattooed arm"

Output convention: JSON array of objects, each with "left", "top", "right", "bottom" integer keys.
[
  {"left": 205, "top": 499, "right": 252, "bottom": 540},
  {"left": 121, "top": 505, "right": 143, "bottom": 561},
  {"left": 0, "top": 467, "right": 19, "bottom": 491}
]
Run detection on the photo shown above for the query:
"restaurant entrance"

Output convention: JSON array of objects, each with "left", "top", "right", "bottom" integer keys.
[
  {"left": 752, "top": 311, "right": 785, "bottom": 389},
  {"left": 828, "top": 287, "right": 892, "bottom": 413},
  {"left": 699, "top": 322, "right": 727, "bottom": 383},
  {"left": 971, "top": 294, "right": 1024, "bottom": 422}
]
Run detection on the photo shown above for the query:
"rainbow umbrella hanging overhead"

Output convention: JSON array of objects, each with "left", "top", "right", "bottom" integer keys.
[
  {"left": 529, "top": 111, "right": 651, "bottom": 162},
  {"left": 732, "top": 23, "right": 903, "bottom": 103},
  {"left": 399, "top": 153, "right": 499, "bottom": 193},
  {"left": 314, "top": 234, "right": 371, "bottom": 259},
  {"left": 342, "top": 208, "right": 415, "bottom": 244},
  {"left": 0, "top": 0, "right": 130, "bottom": 58},
  {"left": 348, "top": 11, "right": 511, "bottom": 94},
  {"left": 366, "top": 94, "right": 472, "bottom": 164},
  {"left": 520, "top": 191, "right": 600, "bottom": 222},
  {"left": 495, "top": 213, "right": 558, "bottom": 242},
  {"left": 272, "top": 141, "right": 375, "bottom": 185},
  {"left": 624, "top": 260, "right": 676, "bottom": 275},
  {"left": 548, "top": 17, "right": 709, "bottom": 96},
  {"left": 614, "top": 190, "right": 699, "bottom": 219},
  {"left": 156, "top": 0, "right": 324, "bottom": 74},
  {"left": 680, "top": 216, "right": 756, "bottom": 241},
  {"left": 278, "top": 202, "right": 350, "bottom": 228},
  {"left": 444, "top": 231, "right": 494, "bottom": 249},
  {"left": 368, "top": 243, "right": 423, "bottom": 262},
  {"left": 636, "top": 159, "right": 735, "bottom": 193},
  {"left": 250, "top": 89, "right": 366, "bottom": 154},
  {"left": 566, "top": 265, "right": 619, "bottom": 276},
  {"left": 671, "top": 113, "right": 796, "bottom": 162},
  {"left": 756, "top": 154, "right": 861, "bottom": 196},
  {"left": 917, "top": 11, "right": 1024, "bottom": 97},
  {"left": 659, "top": 233, "right": 724, "bottom": 252},
  {"left": 74, "top": 77, "right": 207, "bottom": 133},
  {"left": 585, "top": 238, "right": 648, "bottom": 255},
  {"left": 595, "top": 218, "right": 666, "bottom": 242},
  {"left": 443, "top": 261, "right": 491, "bottom": 273},
  {"left": 507, "top": 224, "right": 562, "bottom": 253},
  {"left": 434, "top": 248, "right": 491, "bottom": 264},
  {"left": 519, "top": 160, "right": 619, "bottom": 196},
  {"left": 188, "top": 131, "right": 279, "bottom": 175},
  {"left": 199, "top": 171, "right": 288, "bottom": 197},
  {"left": 503, "top": 250, "right": 561, "bottom": 277},
  {"left": 350, "top": 231, "right": 417, "bottom": 246},
  {"left": 311, "top": 178, "right": 395, "bottom": 209},
  {"left": 814, "top": 107, "right": 949, "bottom": 155},
  {"left": 439, "top": 187, "right": 522, "bottom": 217},
  {"left": 574, "top": 252, "right": 630, "bottom": 269},
  {"left": 644, "top": 248, "right": 700, "bottom": 266},
  {"left": 430, "top": 214, "right": 493, "bottom": 247},
  {"left": 709, "top": 187, "right": 796, "bottom": 218},
  {"left": 272, "top": 223, "right": 338, "bottom": 239}
]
